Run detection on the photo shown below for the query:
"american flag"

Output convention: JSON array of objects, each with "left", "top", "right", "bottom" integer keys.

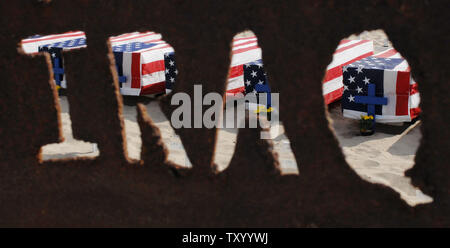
[
  {"left": 112, "top": 32, "right": 268, "bottom": 97},
  {"left": 21, "top": 31, "right": 86, "bottom": 54},
  {"left": 21, "top": 31, "right": 87, "bottom": 89},
  {"left": 373, "top": 48, "right": 421, "bottom": 119},
  {"left": 243, "top": 60, "right": 268, "bottom": 94},
  {"left": 342, "top": 54, "right": 419, "bottom": 122},
  {"left": 109, "top": 32, "right": 174, "bottom": 95},
  {"left": 243, "top": 60, "right": 271, "bottom": 108},
  {"left": 322, "top": 39, "right": 374, "bottom": 104},
  {"left": 226, "top": 35, "right": 262, "bottom": 96}
]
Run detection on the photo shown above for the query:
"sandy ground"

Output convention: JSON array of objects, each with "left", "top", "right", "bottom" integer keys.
[{"left": 41, "top": 29, "right": 432, "bottom": 206}]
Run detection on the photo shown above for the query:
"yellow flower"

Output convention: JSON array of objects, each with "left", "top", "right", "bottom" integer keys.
[{"left": 369, "top": 116, "right": 374, "bottom": 120}]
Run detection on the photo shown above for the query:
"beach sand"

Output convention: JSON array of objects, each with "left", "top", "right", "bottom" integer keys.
[{"left": 41, "top": 29, "right": 432, "bottom": 206}]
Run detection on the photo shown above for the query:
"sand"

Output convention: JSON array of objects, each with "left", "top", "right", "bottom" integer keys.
[{"left": 41, "top": 29, "right": 432, "bottom": 206}]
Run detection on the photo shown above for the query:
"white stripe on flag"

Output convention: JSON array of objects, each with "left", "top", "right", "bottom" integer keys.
[
  {"left": 232, "top": 38, "right": 258, "bottom": 46},
  {"left": 382, "top": 70, "right": 398, "bottom": 116},
  {"left": 110, "top": 33, "right": 162, "bottom": 47},
  {"left": 142, "top": 71, "right": 166, "bottom": 86},
  {"left": 411, "top": 92, "right": 420, "bottom": 108},
  {"left": 230, "top": 48, "right": 262, "bottom": 67},
  {"left": 326, "top": 41, "right": 373, "bottom": 69},
  {"left": 322, "top": 76, "right": 343, "bottom": 95},
  {"left": 394, "top": 60, "right": 410, "bottom": 71},
  {"left": 22, "top": 33, "right": 86, "bottom": 54},
  {"left": 141, "top": 46, "right": 174, "bottom": 59},
  {"left": 232, "top": 42, "right": 258, "bottom": 51},
  {"left": 109, "top": 31, "right": 155, "bottom": 42},
  {"left": 335, "top": 40, "right": 361, "bottom": 50},
  {"left": 226, "top": 75, "right": 245, "bottom": 91}
]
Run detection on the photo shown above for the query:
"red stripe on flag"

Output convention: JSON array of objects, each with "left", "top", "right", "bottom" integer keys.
[
  {"left": 334, "top": 40, "right": 370, "bottom": 54},
  {"left": 410, "top": 83, "right": 419, "bottom": 95},
  {"left": 142, "top": 60, "right": 165, "bottom": 75},
  {"left": 374, "top": 48, "right": 398, "bottom": 58},
  {"left": 322, "top": 51, "right": 374, "bottom": 83},
  {"left": 140, "top": 81, "right": 166, "bottom": 95},
  {"left": 410, "top": 107, "right": 421, "bottom": 120},
  {"left": 22, "top": 32, "right": 85, "bottom": 44},
  {"left": 395, "top": 71, "right": 410, "bottom": 116},
  {"left": 232, "top": 45, "right": 259, "bottom": 55},
  {"left": 324, "top": 88, "right": 343, "bottom": 105},
  {"left": 228, "top": 65, "right": 243, "bottom": 78},
  {"left": 109, "top": 32, "right": 137, "bottom": 41},
  {"left": 233, "top": 40, "right": 257, "bottom": 49},
  {"left": 233, "top": 36, "right": 257, "bottom": 42},
  {"left": 339, "top": 39, "right": 352, "bottom": 45},
  {"left": 143, "top": 39, "right": 162, "bottom": 44},
  {"left": 111, "top": 32, "right": 155, "bottom": 43},
  {"left": 226, "top": 86, "right": 245, "bottom": 95},
  {"left": 131, "top": 53, "right": 141, "bottom": 88}
]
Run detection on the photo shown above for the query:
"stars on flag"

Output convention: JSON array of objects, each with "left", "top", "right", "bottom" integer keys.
[
  {"left": 342, "top": 56, "right": 406, "bottom": 117},
  {"left": 113, "top": 41, "right": 157, "bottom": 52},
  {"left": 348, "top": 75, "right": 355, "bottom": 83},
  {"left": 363, "top": 77, "right": 370, "bottom": 84},
  {"left": 164, "top": 52, "right": 177, "bottom": 90},
  {"left": 356, "top": 86, "right": 363, "bottom": 93},
  {"left": 356, "top": 66, "right": 364, "bottom": 74},
  {"left": 349, "top": 56, "right": 404, "bottom": 70},
  {"left": 243, "top": 62, "right": 269, "bottom": 96},
  {"left": 348, "top": 94, "right": 355, "bottom": 102}
]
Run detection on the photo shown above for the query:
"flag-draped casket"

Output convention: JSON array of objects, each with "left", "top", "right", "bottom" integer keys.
[
  {"left": 372, "top": 48, "right": 421, "bottom": 120},
  {"left": 22, "top": 31, "right": 381, "bottom": 108},
  {"left": 21, "top": 31, "right": 87, "bottom": 89},
  {"left": 111, "top": 32, "right": 271, "bottom": 96},
  {"left": 109, "top": 32, "right": 176, "bottom": 95},
  {"left": 341, "top": 48, "right": 420, "bottom": 122},
  {"left": 322, "top": 39, "right": 374, "bottom": 104},
  {"left": 226, "top": 35, "right": 267, "bottom": 95},
  {"left": 21, "top": 31, "right": 270, "bottom": 96}
]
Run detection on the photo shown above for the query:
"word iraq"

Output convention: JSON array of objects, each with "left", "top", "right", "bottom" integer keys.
[{"left": 182, "top": 232, "right": 269, "bottom": 245}]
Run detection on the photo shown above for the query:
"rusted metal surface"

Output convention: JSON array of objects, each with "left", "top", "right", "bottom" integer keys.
[{"left": 0, "top": 0, "right": 448, "bottom": 227}]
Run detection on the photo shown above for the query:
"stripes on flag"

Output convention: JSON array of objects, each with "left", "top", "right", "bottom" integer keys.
[
  {"left": 226, "top": 35, "right": 262, "bottom": 96},
  {"left": 373, "top": 48, "right": 421, "bottom": 120},
  {"left": 322, "top": 39, "right": 374, "bottom": 104},
  {"left": 21, "top": 31, "right": 86, "bottom": 54},
  {"left": 110, "top": 32, "right": 175, "bottom": 96},
  {"left": 21, "top": 31, "right": 87, "bottom": 89},
  {"left": 342, "top": 54, "right": 420, "bottom": 123}
]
